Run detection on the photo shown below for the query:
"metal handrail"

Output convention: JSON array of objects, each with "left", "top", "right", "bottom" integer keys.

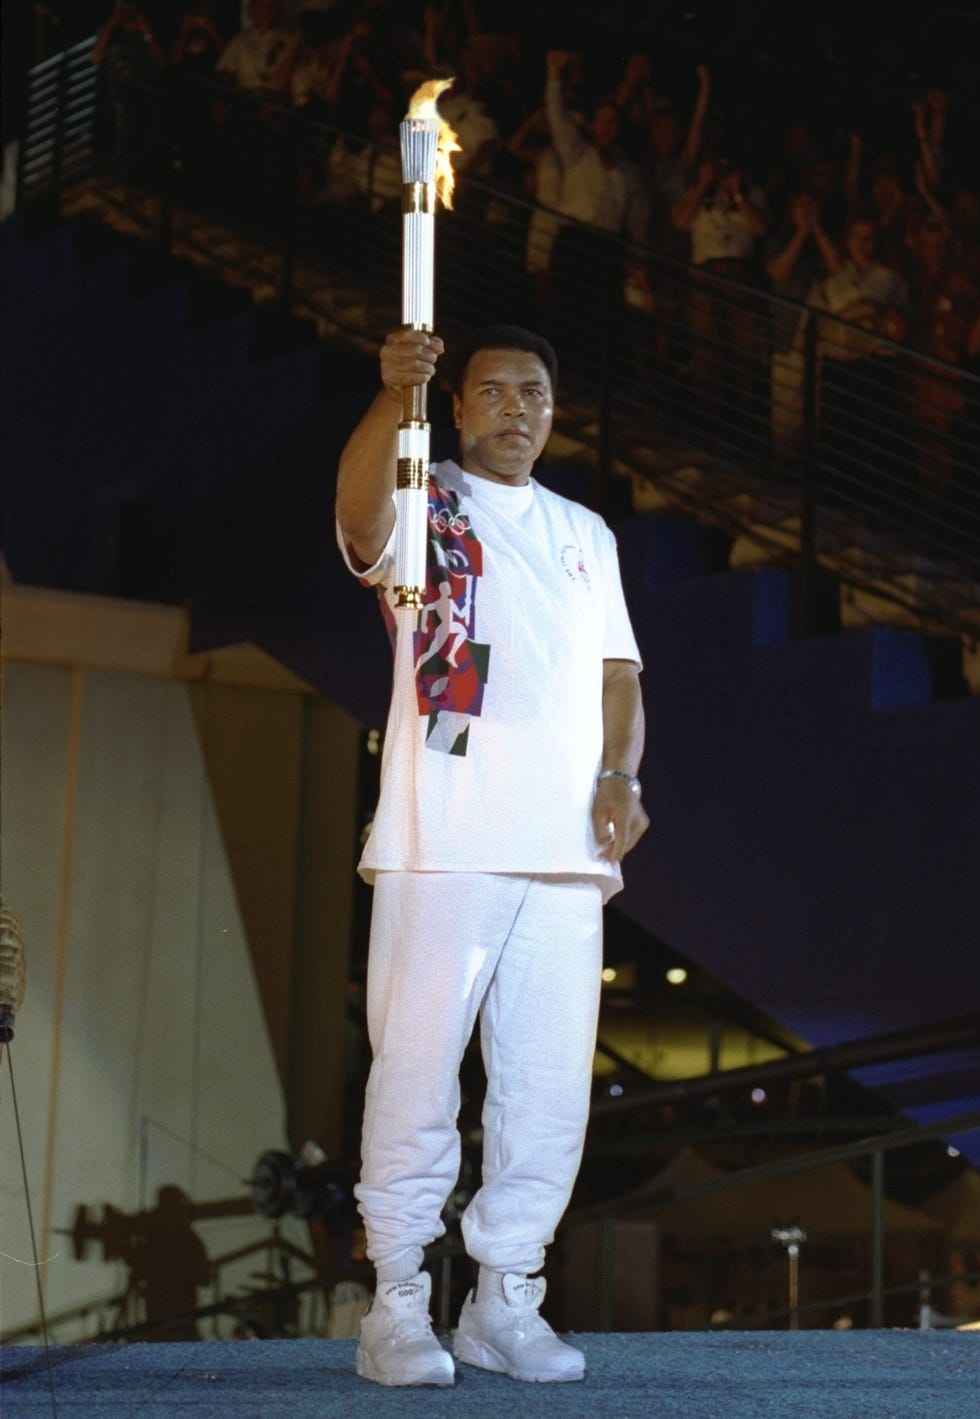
[
  {"left": 5, "top": 1212, "right": 976, "bottom": 1342},
  {"left": 5, "top": 1261, "right": 973, "bottom": 1346},
  {"left": 707, "top": 1263, "right": 980, "bottom": 1332},
  {"left": 588, "top": 1109, "right": 980, "bottom": 1330},
  {"left": 589, "top": 1110, "right": 980, "bottom": 1209},
  {"left": 591, "top": 1013, "right": 980, "bottom": 1116}
]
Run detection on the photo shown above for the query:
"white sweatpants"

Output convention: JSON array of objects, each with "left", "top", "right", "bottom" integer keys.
[{"left": 355, "top": 871, "right": 603, "bottom": 1277}]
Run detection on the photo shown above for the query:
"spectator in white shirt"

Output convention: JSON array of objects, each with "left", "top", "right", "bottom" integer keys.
[
  {"left": 810, "top": 214, "right": 909, "bottom": 514},
  {"left": 671, "top": 154, "right": 770, "bottom": 449},
  {"left": 544, "top": 50, "right": 648, "bottom": 245},
  {"left": 539, "top": 49, "right": 650, "bottom": 343},
  {"left": 809, "top": 214, "right": 907, "bottom": 360},
  {"left": 672, "top": 155, "right": 769, "bottom": 271},
  {"left": 216, "top": 0, "right": 293, "bottom": 95}
]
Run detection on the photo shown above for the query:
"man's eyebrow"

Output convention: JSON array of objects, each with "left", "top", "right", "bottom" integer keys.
[{"left": 474, "top": 377, "right": 548, "bottom": 387}]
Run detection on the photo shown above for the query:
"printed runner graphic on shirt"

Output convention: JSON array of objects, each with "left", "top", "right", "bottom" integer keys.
[
  {"left": 417, "top": 478, "right": 488, "bottom": 755},
  {"left": 378, "top": 476, "right": 489, "bottom": 757}
]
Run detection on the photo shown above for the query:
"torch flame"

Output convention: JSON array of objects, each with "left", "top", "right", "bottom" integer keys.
[{"left": 406, "top": 77, "right": 461, "bottom": 209}]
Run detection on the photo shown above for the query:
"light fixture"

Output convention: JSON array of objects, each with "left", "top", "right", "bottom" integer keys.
[
  {"left": 601, "top": 967, "right": 617, "bottom": 983},
  {"left": 665, "top": 967, "right": 688, "bottom": 986}
]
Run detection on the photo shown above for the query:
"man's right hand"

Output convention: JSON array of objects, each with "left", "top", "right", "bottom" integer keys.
[
  {"left": 381, "top": 329, "right": 444, "bottom": 404},
  {"left": 546, "top": 50, "right": 575, "bottom": 80}
]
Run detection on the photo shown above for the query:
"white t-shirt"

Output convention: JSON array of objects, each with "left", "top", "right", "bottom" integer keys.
[
  {"left": 216, "top": 28, "right": 290, "bottom": 92},
  {"left": 544, "top": 77, "right": 647, "bottom": 244},
  {"left": 690, "top": 187, "right": 767, "bottom": 266},
  {"left": 338, "top": 460, "right": 641, "bottom": 901},
  {"left": 809, "top": 261, "right": 907, "bottom": 317},
  {"left": 809, "top": 261, "right": 908, "bottom": 361}
]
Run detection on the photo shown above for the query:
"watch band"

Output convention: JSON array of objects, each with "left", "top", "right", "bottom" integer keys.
[{"left": 597, "top": 769, "right": 642, "bottom": 797}]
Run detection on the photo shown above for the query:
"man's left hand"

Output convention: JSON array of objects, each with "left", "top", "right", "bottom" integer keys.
[{"left": 592, "top": 778, "right": 649, "bottom": 863}]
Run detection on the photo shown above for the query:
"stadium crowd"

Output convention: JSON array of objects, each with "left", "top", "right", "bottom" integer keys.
[{"left": 81, "top": 0, "right": 979, "bottom": 380}]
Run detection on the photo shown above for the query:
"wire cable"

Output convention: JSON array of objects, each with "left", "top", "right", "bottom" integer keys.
[{"left": 1, "top": 1041, "right": 59, "bottom": 1416}]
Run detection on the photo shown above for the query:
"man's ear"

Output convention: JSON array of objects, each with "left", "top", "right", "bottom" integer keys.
[{"left": 452, "top": 393, "right": 462, "bottom": 430}]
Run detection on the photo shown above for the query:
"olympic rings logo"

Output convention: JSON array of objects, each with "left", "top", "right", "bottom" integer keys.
[{"left": 430, "top": 509, "right": 470, "bottom": 537}]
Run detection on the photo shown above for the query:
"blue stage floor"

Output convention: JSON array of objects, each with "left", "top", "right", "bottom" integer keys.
[{"left": 2, "top": 1332, "right": 977, "bottom": 1419}]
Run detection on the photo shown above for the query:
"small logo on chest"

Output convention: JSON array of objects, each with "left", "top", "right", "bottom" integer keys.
[{"left": 560, "top": 543, "right": 591, "bottom": 587}]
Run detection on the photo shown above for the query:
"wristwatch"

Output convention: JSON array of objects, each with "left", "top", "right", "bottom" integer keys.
[{"left": 597, "top": 769, "right": 642, "bottom": 797}]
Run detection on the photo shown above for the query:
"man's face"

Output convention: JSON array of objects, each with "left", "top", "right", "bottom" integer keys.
[
  {"left": 249, "top": 0, "right": 279, "bottom": 30},
  {"left": 808, "top": 160, "right": 835, "bottom": 197},
  {"left": 591, "top": 104, "right": 620, "bottom": 154},
  {"left": 791, "top": 191, "right": 818, "bottom": 226},
  {"left": 453, "top": 348, "right": 554, "bottom": 485},
  {"left": 846, "top": 220, "right": 876, "bottom": 268},
  {"left": 871, "top": 172, "right": 901, "bottom": 211},
  {"left": 919, "top": 222, "right": 949, "bottom": 264},
  {"left": 650, "top": 112, "right": 678, "bottom": 156}
]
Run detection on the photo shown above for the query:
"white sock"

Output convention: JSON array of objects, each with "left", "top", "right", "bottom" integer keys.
[
  {"left": 376, "top": 1254, "right": 422, "bottom": 1286},
  {"left": 477, "top": 1267, "right": 513, "bottom": 1302}
]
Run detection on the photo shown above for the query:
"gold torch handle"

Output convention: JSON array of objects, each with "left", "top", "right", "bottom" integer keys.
[{"left": 403, "top": 384, "right": 426, "bottom": 425}]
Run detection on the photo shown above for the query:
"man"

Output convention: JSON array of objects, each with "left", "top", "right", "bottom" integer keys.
[
  {"left": 671, "top": 153, "right": 770, "bottom": 265},
  {"left": 808, "top": 214, "right": 907, "bottom": 345},
  {"left": 808, "top": 215, "right": 908, "bottom": 513},
  {"left": 335, "top": 325, "right": 647, "bottom": 1387},
  {"left": 541, "top": 51, "right": 650, "bottom": 316},
  {"left": 542, "top": 51, "right": 647, "bottom": 245},
  {"left": 91, "top": 1, "right": 166, "bottom": 179},
  {"left": 764, "top": 188, "right": 842, "bottom": 458},
  {"left": 215, "top": 0, "right": 293, "bottom": 95},
  {"left": 671, "top": 153, "right": 770, "bottom": 446}
]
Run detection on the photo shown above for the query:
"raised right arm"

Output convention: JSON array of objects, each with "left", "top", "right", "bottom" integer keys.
[
  {"left": 680, "top": 63, "right": 711, "bottom": 169},
  {"left": 544, "top": 51, "right": 586, "bottom": 173},
  {"left": 671, "top": 161, "right": 714, "bottom": 231},
  {"left": 335, "top": 329, "right": 443, "bottom": 567}
]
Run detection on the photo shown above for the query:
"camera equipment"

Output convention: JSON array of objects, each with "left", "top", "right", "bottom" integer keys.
[{"left": 249, "top": 1148, "right": 355, "bottom": 1225}]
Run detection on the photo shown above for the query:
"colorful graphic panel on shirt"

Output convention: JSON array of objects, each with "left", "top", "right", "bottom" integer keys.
[
  {"left": 415, "top": 479, "right": 488, "bottom": 756},
  {"left": 375, "top": 476, "right": 489, "bottom": 758}
]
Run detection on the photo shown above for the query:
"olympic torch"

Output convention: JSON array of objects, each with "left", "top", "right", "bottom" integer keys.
[{"left": 394, "top": 78, "right": 459, "bottom": 610}]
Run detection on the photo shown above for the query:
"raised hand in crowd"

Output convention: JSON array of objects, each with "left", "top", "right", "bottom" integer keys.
[
  {"left": 843, "top": 127, "right": 864, "bottom": 211},
  {"left": 172, "top": 2, "right": 224, "bottom": 71},
  {"left": 545, "top": 49, "right": 578, "bottom": 84},
  {"left": 92, "top": 1, "right": 165, "bottom": 66},
  {"left": 681, "top": 62, "right": 712, "bottom": 167},
  {"left": 911, "top": 98, "right": 941, "bottom": 192},
  {"left": 670, "top": 157, "right": 716, "bottom": 229},
  {"left": 925, "top": 88, "right": 948, "bottom": 145},
  {"left": 422, "top": 0, "right": 479, "bottom": 69},
  {"left": 766, "top": 190, "right": 841, "bottom": 284}
]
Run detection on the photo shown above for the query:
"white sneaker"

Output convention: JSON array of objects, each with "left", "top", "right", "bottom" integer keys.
[
  {"left": 355, "top": 1273, "right": 455, "bottom": 1387},
  {"left": 453, "top": 1274, "right": 586, "bottom": 1383}
]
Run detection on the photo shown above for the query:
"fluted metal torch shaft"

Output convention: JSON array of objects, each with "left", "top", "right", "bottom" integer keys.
[{"left": 394, "top": 119, "right": 441, "bottom": 610}]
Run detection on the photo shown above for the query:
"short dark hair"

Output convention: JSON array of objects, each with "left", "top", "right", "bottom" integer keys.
[{"left": 448, "top": 325, "right": 558, "bottom": 395}]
